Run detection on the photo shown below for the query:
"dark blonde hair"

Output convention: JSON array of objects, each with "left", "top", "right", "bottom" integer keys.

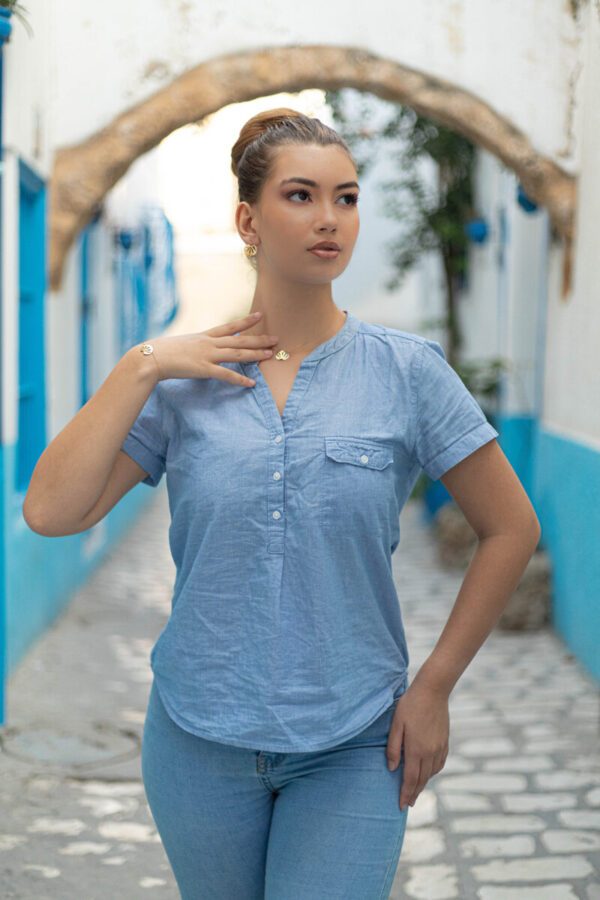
[{"left": 230, "top": 107, "right": 356, "bottom": 206}]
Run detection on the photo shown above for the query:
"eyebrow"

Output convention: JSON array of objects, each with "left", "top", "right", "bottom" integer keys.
[{"left": 280, "top": 177, "right": 360, "bottom": 190}]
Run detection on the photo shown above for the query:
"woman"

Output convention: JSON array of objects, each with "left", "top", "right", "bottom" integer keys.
[{"left": 24, "top": 108, "right": 541, "bottom": 899}]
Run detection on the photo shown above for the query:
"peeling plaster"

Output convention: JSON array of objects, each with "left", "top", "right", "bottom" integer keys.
[
  {"left": 557, "top": 59, "right": 583, "bottom": 159},
  {"left": 141, "top": 60, "right": 174, "bottom": 83},
  {"left": 443, "top": 1, "right": 466, "bottom": 56}
]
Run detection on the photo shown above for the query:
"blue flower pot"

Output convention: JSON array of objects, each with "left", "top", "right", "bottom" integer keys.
[{"left": 0, "top": 7, "right": 13, "bottom": 46}]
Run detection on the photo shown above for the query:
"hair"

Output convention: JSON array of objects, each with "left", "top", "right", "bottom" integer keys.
[{"left": 230, "top": 107, "right": 356, "bottom": 207}]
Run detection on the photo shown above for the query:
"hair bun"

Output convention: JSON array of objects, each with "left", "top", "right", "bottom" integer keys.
[{"left": 230, "top": 107, "right": 303, "bottom": 177}]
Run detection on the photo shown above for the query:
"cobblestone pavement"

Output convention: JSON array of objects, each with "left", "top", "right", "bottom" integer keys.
[{"left": 1, "top": 489, "right": 599, "bottom": 899}]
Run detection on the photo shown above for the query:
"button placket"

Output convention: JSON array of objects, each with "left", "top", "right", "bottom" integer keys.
[{"left": 268, "top": 432, "right": 285, "bottom": 554}]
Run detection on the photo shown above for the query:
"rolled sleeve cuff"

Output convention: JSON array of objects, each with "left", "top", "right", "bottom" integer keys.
[
  {"left": 121, "top": 434, "right": 164, "bottom": 487},
  {"left": 423, "top": 421, "right": 499, "bottom": 481}
]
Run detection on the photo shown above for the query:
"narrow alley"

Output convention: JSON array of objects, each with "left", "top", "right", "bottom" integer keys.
[{"left": 1, "top": 490, "right": 598, "bottom": 899}]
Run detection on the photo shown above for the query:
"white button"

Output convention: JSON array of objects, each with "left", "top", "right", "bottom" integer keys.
[
  {"left": 272, "top": 510, "right": 281, "bottom": 519},
  {"left": 274, "top": 435, "right": 283, "bottom": 443},
  {"left": 273, "top": 471, "right": 281, "bottom": 480},
  {"left": 360, "top": 454, "right": 369, "bottom": 464}
]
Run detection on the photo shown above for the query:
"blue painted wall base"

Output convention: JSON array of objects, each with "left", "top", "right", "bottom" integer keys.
[
  {"left": 2, "top": 438, "right": 164, "bottom": 724},
  {"left": 532, "top": 425, "right": 600, "bottom": 683}
]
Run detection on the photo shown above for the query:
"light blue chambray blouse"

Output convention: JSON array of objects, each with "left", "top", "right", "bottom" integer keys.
[{"left": 121, "top": 310, "right": 499, "bottom": 752}]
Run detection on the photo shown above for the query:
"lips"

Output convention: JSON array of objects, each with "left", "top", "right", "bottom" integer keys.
[
  {"left": 309, "top": 242, "right": 340, "bottom": 251},
  {"left": 309, "top": 246, "right": 341, "bottom": 259}
]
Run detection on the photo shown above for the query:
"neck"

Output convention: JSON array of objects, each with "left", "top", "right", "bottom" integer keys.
[{"left": 245, "top": 274, "right": 344, "bottom": 350}]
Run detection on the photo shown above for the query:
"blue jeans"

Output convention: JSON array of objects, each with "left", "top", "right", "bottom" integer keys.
[{"left": 142, "top": 680, "right": 408, "bottom": 899}]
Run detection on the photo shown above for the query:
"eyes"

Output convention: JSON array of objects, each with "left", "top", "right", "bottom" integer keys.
[{"left": 286, "top": 189, "right": 359, "bottom": 207}]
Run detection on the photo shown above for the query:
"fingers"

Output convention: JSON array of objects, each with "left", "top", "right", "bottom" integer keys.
[
  {"left": 399, "top": 754, "right": 422, "bottom": 811},
  {"left": 401, "top": 757, "right": 430, "bottom": 809},
  {"left": 212, "top": 334, "right": 279, "bottom": 351},
  {"left": 386, "top": 729, "right": 403, "bottom": 773},
  {"left": 413, "top": 758, "right": 434, "bottom": 805},
  {"left": 211, "top": 345, "right": 277, "bottom": 363},
  {"left": 398, "top": 749, "right": 447, "bottom": 811}
]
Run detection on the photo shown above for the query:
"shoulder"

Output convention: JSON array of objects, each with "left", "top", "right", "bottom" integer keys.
[
  {"left": 354, "top": 318, "right": 436, "bottom": 350},
  {"left": 352, "top": 318, "right": 445, "bottom": 367}
]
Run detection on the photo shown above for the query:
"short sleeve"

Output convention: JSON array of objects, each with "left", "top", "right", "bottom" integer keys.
[
  {"left": 121, "top": 383, "right": 168, "bottom": 487},
  {"left": 412, "top": 339, "right": 499, "bottom": 481}
]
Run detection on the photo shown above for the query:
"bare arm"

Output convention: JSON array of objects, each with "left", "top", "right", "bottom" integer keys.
[
  {"left": 22, "top": 310, "right": 280, "bottom": 537},
  {"left": 387, "top": 438, "right": 541, "bottom": 809},
  {"left": 412, "top": 437, "right": 541, "bottom": 696},
  {"left": 23, "top": 347, "right": 159, "bottom": 536}
]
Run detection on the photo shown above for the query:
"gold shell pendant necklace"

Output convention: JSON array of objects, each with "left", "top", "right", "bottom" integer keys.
[{"left": 272, "top": 315, "right": 345, "bottom": 360}]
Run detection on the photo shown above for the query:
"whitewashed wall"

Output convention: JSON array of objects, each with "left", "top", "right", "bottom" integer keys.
[
  {"left": 461, "top": 149, "right": 551, "bottom": 419},
  {"left": 47, "top": 0, "right": 583, "bottom": 174},
  {"left": 543, "top": 6, "right": 600, "bottom": 449},
  {"left": 1, "top": 0, "right": 598, "bottom": 450}
]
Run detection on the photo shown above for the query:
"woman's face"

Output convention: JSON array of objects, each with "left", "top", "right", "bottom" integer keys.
[{"left": 241, "top": 142, "right": 360, "bottom": 283}]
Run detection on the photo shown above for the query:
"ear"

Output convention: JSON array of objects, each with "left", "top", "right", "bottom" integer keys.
[{"left": 235, "top": 200, "right": 259, "bottom": 246}]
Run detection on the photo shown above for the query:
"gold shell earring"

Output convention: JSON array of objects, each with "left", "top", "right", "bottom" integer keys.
[{"left": 244, "top": 244, "right": 258, "bottom": 257}]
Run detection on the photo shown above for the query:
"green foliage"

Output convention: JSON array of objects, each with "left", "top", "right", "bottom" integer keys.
[
  {"left": 326, "top": 89, "right": 503, "bottom": 408},
  {"left": 325, "top": 89, "right": 475, "bottom": 293},
  {"left": 453, "top": 358, "right": 508, "bottom": 405}
]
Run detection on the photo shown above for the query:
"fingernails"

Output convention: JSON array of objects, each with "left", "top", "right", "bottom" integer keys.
[{"left": 251, "top": 311, "right": 261, "bottom": 317}]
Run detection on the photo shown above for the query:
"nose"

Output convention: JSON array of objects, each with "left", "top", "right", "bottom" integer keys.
[
  {"left": 316, "top": 206, "right": 338, "bottom": 232},
  {"left": 317, "top": 203, "right": 337, "bottom": 231}
]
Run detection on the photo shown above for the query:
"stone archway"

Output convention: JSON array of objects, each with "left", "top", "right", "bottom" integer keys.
[{"left": 50, "top": 44, "right": 576, "bottom": 290}]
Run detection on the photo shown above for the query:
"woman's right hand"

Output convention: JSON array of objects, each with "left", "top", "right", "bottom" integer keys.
[{"left": 145, "top": 312, "right": 278, "bottom": 386}]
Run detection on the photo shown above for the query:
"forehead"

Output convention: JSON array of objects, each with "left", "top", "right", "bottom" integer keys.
[{"left": 268, "top": 143, "right": 356, "bottom": 184}]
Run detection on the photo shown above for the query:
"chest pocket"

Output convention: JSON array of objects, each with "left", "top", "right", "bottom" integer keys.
[{"left": 320, "top": 437, "right": 396, "bottom": 532}]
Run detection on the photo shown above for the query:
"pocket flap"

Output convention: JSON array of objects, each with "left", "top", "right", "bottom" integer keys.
[{"left": 324, "top": 438, "right": 394, "bottom": 470}]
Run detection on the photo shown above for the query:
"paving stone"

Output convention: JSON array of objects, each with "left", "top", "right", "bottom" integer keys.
[
  {"left": 535, "top": 771, "right": 600, "bottom": 790},
  {"left": 565, "top": 755, "right": 600, "bottom": 772},
  {"left": 439, "top": 756, "right": 475, "bottom": 774},
  {"left": 522, "top": 724, "right": 559, "bottom": 737},
  {"left": 558, "top": 810, "right": 600, "bottom": 829},
  {"left": 440, "top": 793, "right": 493, "bottom": 812},
  {"left": 436, "top": 774, "right": 527, "bottom": 793},
  {"left": 483, "top": 755, "right": 554, "bottom": 772},
  {"left": 450, "top": 714, "right": 503, "bottom": 727},
  {"left": 477, "top": 886, "right": 579, "bottom": 899},
  {"left": 470, "top": 855, "right": 593, "bottom": 882},
  {"left": 542, "top": 830, "right": 600, "bottom": 853},
  {"left": 404, "top": 863, "right": 459, "bottom": 899},
  {"left": 459, "top": 835, "right": 536, "bottom": 857},
  {"left": 401, "top": 828, "right": 446, "bottom": 862},
  {"left": 407, "top": 790, "right": 438, "bottom": 827},
  {"left": 501, "top": 793, "right": 578, "bottom": 812},
  {"left": 585, "top": 788, "right": 600, "bottom": 806},
  {"left": 456, "top": 738, "right": 516, "bottom": 756},
  {"left": 523, "top": 738, "right": 583, "bottom": 753},
  {"left": 451, "top": 815, "right": 546, "bottom": 833}
]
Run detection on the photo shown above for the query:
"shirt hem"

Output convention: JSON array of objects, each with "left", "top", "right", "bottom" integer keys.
[{"left": 152, "top": 672, "right": 409, "bottom": 754}]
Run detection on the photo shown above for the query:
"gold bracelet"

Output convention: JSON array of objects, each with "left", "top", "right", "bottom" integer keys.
[{"left": 139, "top": 343, "right": 161, "bottom": 378}]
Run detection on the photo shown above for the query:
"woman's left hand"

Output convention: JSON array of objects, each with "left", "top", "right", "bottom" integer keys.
[{"left": 386, "top": 678, "right": 450, "bottom": 811}]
